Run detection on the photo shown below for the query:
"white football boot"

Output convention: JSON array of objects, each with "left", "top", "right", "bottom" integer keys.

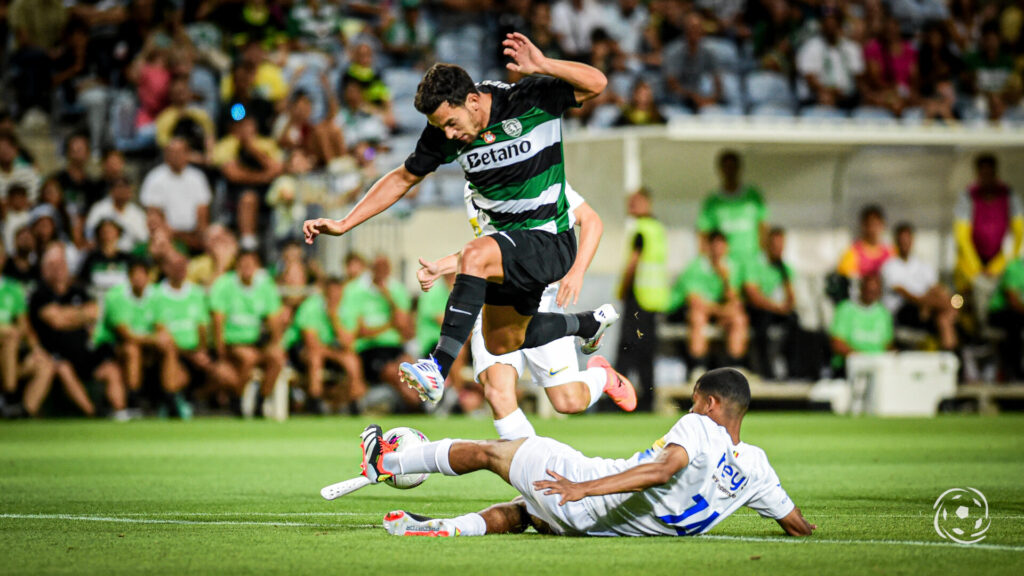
[{"left": 580, "top": 304, "right": 620, "bottom": 354}]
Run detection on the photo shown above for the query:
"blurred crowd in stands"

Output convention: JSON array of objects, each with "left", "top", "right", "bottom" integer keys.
[{"left": 0, "top": 0, "right": 1022, "bottom": 418}]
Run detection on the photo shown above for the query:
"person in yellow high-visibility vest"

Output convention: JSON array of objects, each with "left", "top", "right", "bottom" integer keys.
[{"left": 616, "top": 189, "right": 669, "bottom": 411}]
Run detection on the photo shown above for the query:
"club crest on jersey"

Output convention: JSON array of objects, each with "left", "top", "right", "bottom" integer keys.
[
  {"left": 482, "top": 131, "right": 496, "bottom": 144},
  {"left": 501, "top": 118, "right": 523, "bottom": 138}
]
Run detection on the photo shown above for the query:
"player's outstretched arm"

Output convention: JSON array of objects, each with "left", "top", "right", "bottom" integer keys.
[
  {"left": 534, "top": 445, "right": 689, "bottom": 506},
  {"left": 303, "top": 165, "right": 423, "bottom": 244},
  {"left": 776, "top": 506, "right": 817, "bottom": 537},
  {"left": 502, "top": 33, "right": 607, "bottom": 103},
  {"left": 557, "top": 201, "right": 604, "bottom": 307}
]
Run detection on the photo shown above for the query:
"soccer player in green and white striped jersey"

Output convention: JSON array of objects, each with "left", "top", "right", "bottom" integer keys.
[{"left": 304, "top": 33, "right": 618, "bottom": 405}]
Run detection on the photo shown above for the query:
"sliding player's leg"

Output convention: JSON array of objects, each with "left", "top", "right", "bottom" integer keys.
[
  {"left": 359, "top": 423, "right": 524, "bottom": 484},
  {"left": 384, "top": 497, "right": 541, "bottom": 537}
]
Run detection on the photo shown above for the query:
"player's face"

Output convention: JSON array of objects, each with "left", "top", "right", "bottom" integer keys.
[{"left": 428, "top": 101, "right": 480, "bottom": 145}]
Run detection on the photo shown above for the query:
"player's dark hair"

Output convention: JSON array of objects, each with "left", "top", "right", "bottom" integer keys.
[
  {"left": 707, "top": 229, "right": 727, "bottom": 243},
  {"left": 860, "top": 204, "right": 885, "bottom": 224},
  {"left": 238, "top": 249, "right": 261, "bottom": 262},
  {"left": 344, "top": 251, "right": 365, "bottom": 266},
  {"left": 975, "top": 153, "right": 997, "bottom": 171},
  {"left": 717, "top": 149, "right": 740, "bottom": 168},
  {"left": 894, "top": 221, "right": 914, "bottom": 236},
  {"left": 414, "top": 64, "right": 478, "bottom": 115},
  {"left": 768, "top": 226, "right": 786, "bottom": 238},
  {"left": 695, "top": 368, "right": 751, "bottom": 416},
  {"left": 128, "top": 256, "right": 151, "bottom": 273}
]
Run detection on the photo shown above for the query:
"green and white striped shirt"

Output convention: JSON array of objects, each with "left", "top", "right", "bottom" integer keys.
[{"left": 404, "top": 76, "right": 580, "bottom": 234}]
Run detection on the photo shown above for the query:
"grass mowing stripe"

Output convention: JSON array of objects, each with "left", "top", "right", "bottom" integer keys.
[
  {"left": 0, "top": 513, "right": 380, "bottom": 529},
  {"left": 700, "top": 534, "right": 1024, "bottom": 553}
]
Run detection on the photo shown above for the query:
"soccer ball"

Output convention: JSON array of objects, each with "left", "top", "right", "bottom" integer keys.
[
  {"left": 933, "top": 487, "right": 990, "bottom": 543},
  {"left": 943, "top": 501, "right": 987, "bottom": 537},
  {"left": 383, "top": 427, "right": 430, "bottom": 490}
]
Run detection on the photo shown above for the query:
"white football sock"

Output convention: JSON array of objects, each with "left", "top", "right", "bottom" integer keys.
[
  {"left": 381, "top": 438, "right": 458, "bottom": 476},
  {"left": 581, "top": 367, "right": 607, "bottom": 409},
  {"left": 449, "top": 512, "right": 487, "bottom": 536},
  {"left": 493, "top": 408, "right": 535, "bottom": 440}
]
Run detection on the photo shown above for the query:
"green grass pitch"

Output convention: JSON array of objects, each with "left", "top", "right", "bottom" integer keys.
[{"left": 2, "top": 414, "right": 1023, "bottom": 575}]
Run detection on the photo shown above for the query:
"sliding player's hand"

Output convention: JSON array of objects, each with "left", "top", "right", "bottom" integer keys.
[
  {"left": 556, "top": 268, "right": 584, "bottom": 308},
  {"left": 534, "top": 470, "right": 586, "bottom": 506},
  {"left": 302, "top": 218, "right": 344, "bottom": 244},
  {"left": 416, "top": 257, "right": 443, "bottom": 292},
  {"left": 503, "top": 33, "right": 546, "bottom": 75}
]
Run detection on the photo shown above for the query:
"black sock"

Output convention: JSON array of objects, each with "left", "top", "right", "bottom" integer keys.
[
  {"left": 431, "top": 274, "right": 488, "bottom": 378},
  {"left": 3, "top": 392, "right": 17, "bottom": 405},
  {"left": 574, "top": 311, "right": 600, "bottom": 339},
  {"left": 521, "top": 311, "right": 600, "bottom": 349},
  {"left": 128, "top": 391, "right": 141, "bottom": 409}
]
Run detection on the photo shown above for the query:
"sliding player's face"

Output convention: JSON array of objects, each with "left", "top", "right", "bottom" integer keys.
[{"left": 428, "top": 101, "right": 481, "bottom": 145}]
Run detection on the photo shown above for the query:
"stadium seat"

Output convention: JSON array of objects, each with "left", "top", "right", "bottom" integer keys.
[
  {"left": 799, "top": 105, "right": 848, "bottom": 121},
  {"left": 851, "top": 106, "right": 897, "bottom": 123},
  {"left": 697, "top": 104, "right": 744, "bottom": 118},
  {"left": 749, "top": 103, "right": 796, "bottom": 117},
  {"left": 699, "top": 73, "right": 744, "bottom": 109},
  {"left": 703, "top": 37, "right": 741, "bottom": 73},
  {"left": 745, "top": 71, "right": 794, "bottom": 111},
  {"left": 383, "top": 68, "right": 423, "bottom": 101},
  {"left": 589, "top": 104, "right": 623, "bottom": 129},
  {"left": 660, "top": 103, "right": 693, "bottom": 120}
]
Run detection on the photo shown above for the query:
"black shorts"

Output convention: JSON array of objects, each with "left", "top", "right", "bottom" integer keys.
[
  {"left": 895, "top": 303, "right": 930, "bottom": 330},
  {"left": 487, "top": 229, "right": 577, "bottom": 316},
  {"left": 359, "top": 346, "right": 405, "bottom": 380}
]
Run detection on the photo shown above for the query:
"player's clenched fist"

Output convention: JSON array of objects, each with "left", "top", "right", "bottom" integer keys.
[{"left": 302, "top": 218, "right": 345, "bottom": 244}]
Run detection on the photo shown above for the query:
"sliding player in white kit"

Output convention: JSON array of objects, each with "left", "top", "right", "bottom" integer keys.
[
  {"left": 356, "top": 368, "right": 816, "bottom": 538},
  {"left": 414, "top": 183, "right": 636, "bottom": 439}
]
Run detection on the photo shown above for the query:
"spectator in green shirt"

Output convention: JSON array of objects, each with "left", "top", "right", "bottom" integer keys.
[
  {"left": 94, "top": 258, "right": 182, "bottom": 415},
  {"left": 742, "top": 227, "right": 799, "bottom": 379},
  {"left": 697, "top": 150, "right": 769, "bottom": 269},
  {"left": 670, "top": 231, "right": 748, "bottom": 375},
  {"left": 209, "top": 250, "right": 286, "bottom": 415},
  {"left": 339, "top": 255, "right": 419, "bottom": 411},
  {"left": 0, "top": 241, "right": 56, "bottom": 419},
  {"left": 289, "top": 275, "right": 366, "bottom": 414},
  {"left": 153, "top": 252, "right": 214, "bottom": 410},
  {"left": 830, "top": 273, "right": 894, "bottom": 374},
  {"left": 988, "top": 255, "right": 1024, "bottom": 381}
]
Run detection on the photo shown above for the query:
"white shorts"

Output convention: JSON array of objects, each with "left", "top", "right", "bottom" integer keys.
[
  {"left": 470, "top": 284, "right": 580, "bottom": 388},
  {"left": 509, "top": 436, "right": 631, "bottom": 536}
]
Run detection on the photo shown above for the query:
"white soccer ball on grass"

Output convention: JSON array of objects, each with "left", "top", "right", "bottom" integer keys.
[{"left": 383, "top": 427, "right": 430, "bottom": 489}]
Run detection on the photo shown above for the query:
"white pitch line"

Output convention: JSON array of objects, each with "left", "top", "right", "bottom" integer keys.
[
  {"left": 0, "top": 513, "right": 378, "bottom": 529},
  {"left": 699, "top": 534, "right": 1024, "bottom": 553},
  {"left": 113, "top": 512, "right": 376, "bottom": 517}
]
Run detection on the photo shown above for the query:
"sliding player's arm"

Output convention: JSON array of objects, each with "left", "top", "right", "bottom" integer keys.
[
  {"left": 776, "top": 506, "right": 816, "bottom": 537},
  {"left": 533, "top": 444, "right": 689, "bottom": 506},
  {"left": 502, "top": 33, "right": 607, "bottom": 103},
  {"left": 303, "top": 165, "right": 424, "bottom": 244},
  {"left": 558, "top": 201, "right": 603, "bottom": 307}
]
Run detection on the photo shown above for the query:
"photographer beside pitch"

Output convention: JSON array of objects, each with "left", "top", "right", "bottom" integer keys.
[
  {"left": 303, "top": 33, "right": 617, "bottom": 405},
  {"left": 356, "top": 368, "right": 816, "bottom": 539}
]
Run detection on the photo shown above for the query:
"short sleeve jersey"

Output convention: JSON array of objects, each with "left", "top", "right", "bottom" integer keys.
[
  {"left": 405, "top": 76, "right": 580, "bottom": 234},
  {"left": 93, "top": 284, "right": 157, "bottom": 346},
  {"left": 670, "top": 255, "right": 742, "bottom": 310},
  {"left": 0, "top": 277, "right": 27, "bottom": 326},
  {"left": 585, "top": 414, "right": 795, "bottom": 537},
  {"left": 742, "top": 253, "right": 793, "bottom": 304},
  {"left": 830, "top": 300, "right": 894, "bottom": 352},
  {"left": 209, "top": 271, "right": 282, "bottom": 345},
  {"left": 292, "top": 293, "right": 337, "bottom": 347},
  {"left": 339, "top": 278, "right": 412, "bottom": 353},
  {"left": 415, "top": 282, "right": 450, "bottom": 351},
  {"left": 152, "top": 281, "right": 210, "bottom": 351},
  {"left": 697, "top": 186, "right": 768, "bottom": 266},
  {"left": 989, "top": 259, "right": 1024, "bottom": 312}
]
